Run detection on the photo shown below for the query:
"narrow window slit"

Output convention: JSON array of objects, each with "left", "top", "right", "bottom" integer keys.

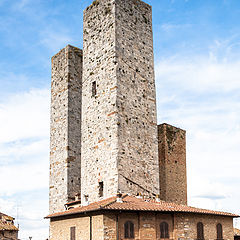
[
  {"left": 99, "top": 181, "right": 103, "bottom": 197},
  {"left": 92, "top": 81, "right": 97, "bottom": 97}
]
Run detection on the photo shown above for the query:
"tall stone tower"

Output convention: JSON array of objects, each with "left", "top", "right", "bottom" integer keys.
[
  {"left": 49, "top": 45, "right": 82, "bottom": 214},
  {"left": 81, "top": 0, "right": 159, "bottom": 203},
  {"left": 158, "top": 123, "right": 187, "bottom": 205}
]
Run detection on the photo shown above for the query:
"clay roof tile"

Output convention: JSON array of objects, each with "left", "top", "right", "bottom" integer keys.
[{"left": 45, "top": 195, "right": 239, "bottom": 219}]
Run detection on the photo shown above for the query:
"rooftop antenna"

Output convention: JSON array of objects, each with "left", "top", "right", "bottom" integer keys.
[{"left": 16, "top": 202, "right": 19, "bottom": 227}]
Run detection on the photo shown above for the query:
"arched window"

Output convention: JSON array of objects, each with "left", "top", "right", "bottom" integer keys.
[
  {"left": 124, "top": 221, "right": 134, "bottom": 238},
  {"left": 160, "top": 221, "right": 169, "bottom": 238},
  {"left": 197, "top": 222, "right": 204, "bottom": 240},
  {"left": 217, "top": 223, "right": 223, "bottom": 240}
]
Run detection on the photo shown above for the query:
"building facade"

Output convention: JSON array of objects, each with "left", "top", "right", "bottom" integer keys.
[
  {"left": 47, "top": 195, "right": 237, "bottom": 240},
  {"left": 0, "top": 212, "right": 18, "bottom": 240}
]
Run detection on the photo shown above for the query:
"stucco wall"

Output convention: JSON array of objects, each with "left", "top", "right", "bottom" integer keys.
[{"left": 50, "top": 215, "right": 103, "bottom": 240}]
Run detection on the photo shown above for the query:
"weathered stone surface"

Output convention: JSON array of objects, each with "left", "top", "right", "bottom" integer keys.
[
  {"left": 81, "top": 0, "right": 159, "bottom": 204},
  {"left": 158, "top": 123, "right": 187, "bottom": 205},
  {"left": 49, "top": 45, "right": 82, "bottom": 214}
]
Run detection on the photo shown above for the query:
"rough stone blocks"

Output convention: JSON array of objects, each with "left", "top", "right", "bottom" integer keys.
[
  {"left": 81, "top": 0, "right": 159, "bottom": 204},
  {"left": 49, "top": 45, "right": 82, "bottom": 214},
  {"left": 158, "top": 123, "right": 187, "bottom": 205}
]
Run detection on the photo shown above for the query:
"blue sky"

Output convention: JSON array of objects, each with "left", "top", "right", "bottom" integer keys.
[{"left": 0, "top": 0, "right": 240, "bottom": 239}]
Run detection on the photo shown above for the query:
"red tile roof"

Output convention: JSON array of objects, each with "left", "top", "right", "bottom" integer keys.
[
  {"left": 46, "top": 195, "right": 239, "bottom": 219},
  {"left": 0, "top": 212, "right": 14, "bottom": 221},
  {"left": 0, "top": 221, "right": 18, "bottom": 231}
]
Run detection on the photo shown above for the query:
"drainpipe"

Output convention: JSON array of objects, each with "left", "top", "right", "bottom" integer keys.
[
  {"left": 90, "top": 216, "right": 92, "bottom": 240},
  {"left": 116, "top": 214, "right": 119, "bottom": 240}
]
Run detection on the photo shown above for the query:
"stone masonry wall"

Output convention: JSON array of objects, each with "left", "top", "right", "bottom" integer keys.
[
  {"left": 81, "top": 0, "right": 119, "bottom": 203},
  {"left": 174, "top": 213, "right": 234, "bottom": 240},
  {"left": 50, "top": 45, "right": 82, "bottom": 214},
  {"left": 81, "top": 0, "right": 159, "bottom": 204},
  {"left": 158, "top": 123, "right": 187, "bottom": 205},
  {"left": 115, "top": 0, "right": 159, "bottom": 196},
  {"left": 0, "top": 230, "right": 18, "bottom": 240}
]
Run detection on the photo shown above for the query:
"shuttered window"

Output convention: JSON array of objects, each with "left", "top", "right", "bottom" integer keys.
[
  {"left": 160, "top": 221, "right": 169, "bottom": 238},
  {"left": 217, "top": 223, "right": 223, "bottom": 240},
  {"left": 70, "top": 226, "right": 76, "bottom": 240},
  {"left": 197, "top": 222, "right": 204, "bottom": 240},
  {"left": 124, "top": 221, "right": 134, "bottom": 238}
]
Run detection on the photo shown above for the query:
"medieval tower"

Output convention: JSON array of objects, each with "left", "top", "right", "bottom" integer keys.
[
  {"left": 49, "top": 46, "right": 83, "bottom": 214},
  {"left": 158, "top": 123, "right": 187, "bottom": 205},
  {"left": 49, "top": 0, "right": 187, "bottom": 214},
  {"left": 81, "top": 0, "right": 159, "bottom": 204}
]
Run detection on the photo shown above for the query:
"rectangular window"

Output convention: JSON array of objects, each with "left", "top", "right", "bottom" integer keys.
[
  {"left": 92, "top": 81, "right": 96, "bottom": 97},
  {"left": 99, "top": 181, "right": 104, "bottom": 197},
  {"left": 70, "top": 226, "right": 76, "bottom": 240}
]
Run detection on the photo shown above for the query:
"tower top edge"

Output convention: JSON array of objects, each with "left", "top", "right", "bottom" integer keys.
[
  {"left": 84, "top": 0, "right": 152, "bottom": 13},
  {"left": 51, "top": 45, "right": 83, "bottom": 60},
  {"left": 158, "top": 123, "right": 186, "bottom": 133}
]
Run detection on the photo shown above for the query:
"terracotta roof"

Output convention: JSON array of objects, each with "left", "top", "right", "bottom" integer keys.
[
  {"left": 46, "top": 195, "right": 239, "bottom": 219},
  {"left": 0, "top": 212, "right": 14, "bottom": 221},
  {"left": 0, "top": 221, "right": 18, "bottom": 231},
  {"left": 65, "top": 199, "right": 81, "bottom": 206}
]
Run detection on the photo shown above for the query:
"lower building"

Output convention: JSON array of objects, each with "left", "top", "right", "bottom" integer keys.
[
  {"left": 0, "top": 212, "right": 18, "bottom": 240},
  {"left": 46, "top": 194, "right": 238, "bottom": 240},
  {"left": 234, "top": 228, "right": 240, "bottom": 240}
]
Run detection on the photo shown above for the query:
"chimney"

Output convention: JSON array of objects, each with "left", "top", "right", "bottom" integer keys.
[
  {"left": 136, "top": 193, "right": 143, "bottom": 199},
  {"left": 116, "top": 192, "right": 123, "bottom": 203},
  {"left": 82, "top": 194, "right": 89, "bottom": 206},
  {"left": 156, "top": 194, "right": 161, "bottom": 203},
  {"left": 75, "top": 193, "right": 81, "bottom": 201}
]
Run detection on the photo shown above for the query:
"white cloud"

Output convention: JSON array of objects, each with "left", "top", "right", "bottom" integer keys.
[
  {"left": 155, "top": 52, "right": 240, "bottom": 223},
  {"left": 156, "top": 57, "right": 240, "bottom": 93},
  {"left": 40, "top": 29, "right": 74, "bottom": 52},
  {"left": 0, "top": 88, "right": 50, "bottom": 239},
  {"left": 0, "top": 88, "right": 50, "bottom": 143}
]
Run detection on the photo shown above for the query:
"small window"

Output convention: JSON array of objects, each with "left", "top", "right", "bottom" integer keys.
[
  {"left": 124, "top": 221, "right": 134, "bottom": 238},
  {"left": 217, "top": 223, "right": 223, "bottom": 240},
  {"left": 70, "top": 226, "right": 76, "bottom": 240},
  {"left": 99, "top": 181, "right": 103, "bottom": 197},
  {"left": 197, "top": 222, "right": 204, "bottom": 240},
  {"left": 92, "top": 81, "right": 96, "bottom": 97},
  {"left": 160, "top": 221, "right": 169, "bottom": 238}
]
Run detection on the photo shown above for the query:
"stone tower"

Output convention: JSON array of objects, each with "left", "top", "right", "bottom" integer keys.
[
  {"left": 81, "top": 0, "right": 159, "bottom": 203},
  {"left": 49, "top": 45, "right": 82, "bottom": 214},
  {"left": 158, "top": 123, "right": 187, "bottom": 205}
]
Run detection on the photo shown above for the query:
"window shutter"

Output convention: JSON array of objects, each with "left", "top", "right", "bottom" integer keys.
[
  {"left": 70, "top": 226, "right": 76, "bottom": 240},
  {"left": 160, "top": 222, "right": 169, "bottom": 238},
  {"left": 130, "top": 221, "right": 134, "bottom": 238},
  {"left": 197, "top": 222, "right": 204, "bottom": 240},
  {"left": 217, "top": 223, "right": 223, "bottom": 240},
  {"left": 124, "top": 221, "right": 134, "bottom": 238},
  {"left": 124, "top": 222, "right": 129, "bottom": 238}
]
